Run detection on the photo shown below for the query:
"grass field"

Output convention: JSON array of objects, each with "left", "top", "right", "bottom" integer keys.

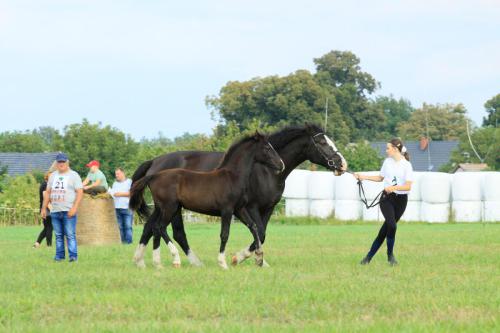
[{"left": 1, "top": 222, "right": 499, "bottom": 332}]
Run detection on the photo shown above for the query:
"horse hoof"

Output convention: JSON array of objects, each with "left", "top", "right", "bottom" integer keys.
[
  {"left": 231, "top": 255, "right": 239, "bottom": 266},
  {"left": 172, "top": 262, "right": 181, "bottom": 268},
  {"left": 136, "top": 261, "right": 146, "bottom": 269}
]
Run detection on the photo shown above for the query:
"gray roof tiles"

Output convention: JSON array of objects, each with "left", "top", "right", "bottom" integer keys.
[
  {"left": 370, "top": 141, "right": 459, "bottom": 171},
  {"left": 0, "top": 152, "right": 59, "bottom": 176}
]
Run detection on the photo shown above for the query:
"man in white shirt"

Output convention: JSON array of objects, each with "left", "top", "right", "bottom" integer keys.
[{"left": 108, "top": 168, "right": 133, "bottom": 244}]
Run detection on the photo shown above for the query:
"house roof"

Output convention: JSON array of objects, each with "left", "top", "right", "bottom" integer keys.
[
  {"left": 370, "top": 141, "right": 459, "bottom": 172},
  {"left": 453, "top": 163, "right": 489, "bottom": 172},
  {"left": 0, "top": 152, "right": 59, "bottom": 177}
]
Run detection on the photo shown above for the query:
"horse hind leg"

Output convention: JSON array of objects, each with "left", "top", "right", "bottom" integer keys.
[
  {"left": 172, "top": 210, "right": 203, "bottom": 267},
  {"left": 218, "top": 212, "right": 233, "bottom": 270},
  {"left": 133, "top": 210, "right": 159, "bottom": 268}
]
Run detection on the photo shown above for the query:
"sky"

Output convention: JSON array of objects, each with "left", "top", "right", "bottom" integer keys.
[{"left": 1, "top": 0, "right": 499, "bottom": 140}]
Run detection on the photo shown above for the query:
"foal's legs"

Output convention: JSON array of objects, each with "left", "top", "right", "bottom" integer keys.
[
  {"left": 237, "top": 207, "right": 264, "bottom": 267},
  {"left": 152, "top": 205, "right": 182, "bottom": 268},
  {"left": 218, "top": 211, "right": 233, "bottom": 270},
  {"left": 133, "top": 208, "right": 160, "bottom": 268},
  {"left": 233, "top": 206, "right": 271, "bottom": 267},
  {"left": 171, "top": 210, "right": 203, "bottom": 267}
]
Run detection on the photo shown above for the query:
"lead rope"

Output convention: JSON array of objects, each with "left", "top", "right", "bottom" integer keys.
[{"left": 345, "top": 170, "right": 386, "bottom": 209}]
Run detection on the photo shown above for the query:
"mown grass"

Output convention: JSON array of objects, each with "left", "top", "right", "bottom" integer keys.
[{"left": 0, "top": 222, "right": 499, "bottom": 332}]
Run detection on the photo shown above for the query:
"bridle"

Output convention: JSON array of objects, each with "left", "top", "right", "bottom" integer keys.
[{"left": 310, "top": 132, "right": 341, "bottom": 169}]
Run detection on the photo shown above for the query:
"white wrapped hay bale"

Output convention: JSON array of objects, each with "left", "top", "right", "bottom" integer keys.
[
  {"left": 482, "top": 172, "right": 500, "bottom": 201},
  {"left": 452, "top": 172, "right": 483, "bottom": 201},
  {"left": 408, "top": 172, "right": 423, "bottom": 201},
  {"left": 283, "top": 170, "right": 311, "bottom": 199},
  {"left": 335, "top": 200, "right": 362, "bottom": 220},
  {"left": 358, "top": 171, "right": 384, "bottom": 200},
  {"left": 307, "top": 171, "right": 335, "bottom": 200},
  {"left": 309, "top": 200, "right": 335, "bottom": 218},
  {"left": 421, "top": 172, "right": 451, "bottom": 204},
  {"left": 362, "top": 206, "right": 383, "bottom": 222},
  {"left": 452, "top": 201, "right": 482, "bottom": 222},
  {"left": 335, "top": 173, "right": 359, "bottom": 201},
  {"left": 401, "top": 201, "right": 421, "bottom": 222},
  {"left": 420, "top": 202, "right": 450, "bottom": 223},
  {"left": 483, "top": 201, "right": 500, "bottom": 222},
  {"left": 285, "top": 198, "right": 309, "bottom": 217}
]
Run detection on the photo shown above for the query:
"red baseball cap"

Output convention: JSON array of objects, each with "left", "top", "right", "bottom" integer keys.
[{"left": 86, "top": 160, "right": 100, "bottom": 168}]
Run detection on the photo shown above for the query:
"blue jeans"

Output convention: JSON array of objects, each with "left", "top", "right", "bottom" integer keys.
[
  {"left": 115, "top": 208, "right": 133, "bottom": 244},
  {"left": 50, "top": 211, "right": 78, "bottom": 260}
]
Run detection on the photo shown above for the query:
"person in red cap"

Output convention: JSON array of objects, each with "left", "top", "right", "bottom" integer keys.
[{"left": 82, "top": 160, "right": 109, "bottom": 195}]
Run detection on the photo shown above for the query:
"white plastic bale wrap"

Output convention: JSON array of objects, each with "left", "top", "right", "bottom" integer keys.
[
  {"left": 283, "top": 170, "right": 311, "bottom": 199},
  {"left": 483, "top": 201, "right": 500, "bottom": 222},
  {"left": 482, "top": 172, "right": 500, "bottom": 201},
  {"left": 400, "top": 201, "right": 421, "bottom": 222},
  {"left": 307, "top": 171, "right": 335, "bottom": 200},
  {"left": 362, "top": 206, "right": 383, "bottom": 222},
  {"left": 309, "top": 200, "right": 335, "bottom": 218},
  {"left": 420, "top": 202, "right": 450, "bottom": 223},
  {"left": 359, "top": 171, "right": 384, "bottom": 200},
  {"left": 452, "top": 201, "right": 482, "bottom": 222},
  {"left": 335, "top": 173, "right": 359, "bottom": 201},
  {"left": 452, "top": 172, "right": 483, "bottom": 201},
  {"left": 421, "top": 172, "right": 452, "bottom": 204},
  {"left": 285, "top": 198, "right": 309, "bottom": 217},
  {"left": 335, "top": 200, "right": 362, "bottom": 220},
  {"left": 408, "top": 172, "right": 423, "bottom": 201}
]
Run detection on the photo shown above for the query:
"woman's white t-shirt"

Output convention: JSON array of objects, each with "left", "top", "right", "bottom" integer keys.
[{"left": 380, "top": 158, "right": 414, "bottom": 194}]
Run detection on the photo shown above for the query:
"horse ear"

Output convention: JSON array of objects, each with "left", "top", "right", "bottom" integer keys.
[{"left": 254, "top": 130, "right": 263, "bottom": 140}]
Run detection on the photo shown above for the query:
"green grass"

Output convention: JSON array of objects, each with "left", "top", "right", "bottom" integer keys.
[{"left": 1, "top": 222, "right": 499, "bottom": 332}]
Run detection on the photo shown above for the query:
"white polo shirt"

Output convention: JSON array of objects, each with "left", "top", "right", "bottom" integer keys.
[{"left": 380, "top": 157, "right": 414, "bottom": 195}]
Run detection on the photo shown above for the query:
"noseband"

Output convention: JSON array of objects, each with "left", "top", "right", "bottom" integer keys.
[{"left": 311, "top": 132, "right": 340, "bottom": 168}]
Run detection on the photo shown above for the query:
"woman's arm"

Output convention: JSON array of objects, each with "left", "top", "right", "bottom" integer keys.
[
  {"left": 354, "top": 173, "right": 384, "bottom": 182},
  {"left": 385, "top": 181, "right": 413, "bottom": 193}
]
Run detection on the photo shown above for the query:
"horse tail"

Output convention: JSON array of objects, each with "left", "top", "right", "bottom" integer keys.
[
  {"left": 129, "top": 173, "right": 157, "bottom": 220},
  {"left": 130, "top": 160, "right": 154, "bottom": 220}
]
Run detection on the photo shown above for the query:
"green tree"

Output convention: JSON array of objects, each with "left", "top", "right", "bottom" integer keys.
[
  {"left": 62, "top": 119, "right": 139, "bottom": 180},
  {"left": 0, "top": 131, "right": 49, "bottom": 152},
  {"left": 371, "top": 95, "right": 414, "bottom": 137},
  {"left": 483, "top": 93, "right": 500, "bottom": 127},
  {"left": 443, "top": 127, "right": 500, "bottom": 171},
  {"left": 314, "top": 51, "right": 383, "bottom": 141},
  {"left": 397, "top": 103, "right": 471, "bottom": 141},
  {"left": 340, "top": 141, "right": 383, "bottom": 172}
]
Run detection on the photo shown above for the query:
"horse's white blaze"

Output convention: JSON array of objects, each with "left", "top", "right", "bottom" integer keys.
[
  {"left": 167, "top": 241, "right": 181, "bottom": 265},
  {"left": 218, "top": 252, "right": 228, "bottom": 270},
  {"left": 187, "top": 250, "right": 203, "bottom": 267},
  {"left": 325, "top": 135, "right": 348, "bottom": 171},
  {"left": 152, "top": 248, "right": 161, "bottom": 267}
]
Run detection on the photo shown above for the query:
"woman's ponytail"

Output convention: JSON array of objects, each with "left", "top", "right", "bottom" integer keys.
[{"left": 389, "top": 138, "right": 410, "bottom": 161}]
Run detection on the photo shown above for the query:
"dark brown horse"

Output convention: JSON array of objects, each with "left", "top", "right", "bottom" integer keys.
[
  {"left": 130, "top": 132, "right": 284, "bottom": 269},
  {"left": 130, "top": 124, "right": 347, "bottom": 267}
]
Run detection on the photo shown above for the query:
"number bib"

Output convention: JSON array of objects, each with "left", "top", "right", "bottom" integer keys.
[{"left": 50, "top": 175, "right": 68, "bottom": 203}]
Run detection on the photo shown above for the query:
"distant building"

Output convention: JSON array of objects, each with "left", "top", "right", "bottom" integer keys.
[
  {"left": 453, "top": 163, "right": 489, "bottom": 173},
  {"left": 370, "top": 138, "right": 459, "bottom": 172},
  {"left": 0, "top": 152, "right": 59, "bottom": 177}
]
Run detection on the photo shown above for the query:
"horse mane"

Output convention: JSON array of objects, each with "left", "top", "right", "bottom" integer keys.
[
  {"left": 268, "top": 124, "right": 323, "bottom": 150},
  {"left": 217, "top": 135, "right": 258, "bottom": 168}
]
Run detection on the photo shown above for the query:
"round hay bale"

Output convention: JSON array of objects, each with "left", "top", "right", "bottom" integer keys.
[
  {"left": 307, "top": 171, "right": 335, "bottom": 200},
  {"left": 309, "top": 199, "right": 334, "bottom": 218},
  {"left": 76, "top": 193, "right": 121, "bottom": 245},
  {"left": 283, "top": 170, "right": 311, "bottom": 199},
  {"left": 285, "top": 198, "right": 309, "bottom": 217}
]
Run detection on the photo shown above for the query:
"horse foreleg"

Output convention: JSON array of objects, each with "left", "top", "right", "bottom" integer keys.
[
  {"left": 218, "top": 212, "right": 233, "bottom": 270},
  {"left": 237, "top": 207, "right": 264, "bottom": 267}
]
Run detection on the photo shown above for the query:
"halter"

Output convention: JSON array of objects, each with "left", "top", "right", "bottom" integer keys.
[{"left": 311, "top": 132, "right": 339, "bottom": 168}]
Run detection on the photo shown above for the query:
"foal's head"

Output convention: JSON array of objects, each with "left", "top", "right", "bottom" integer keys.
[
  {"left": 252, "top": 132, "right": 285, "bottom": 174},
  {"left": 305, "top": 123, "right": 348, "bottom": 176},
  {"left": 219, "top": 132, "right": 284, "bottom": 174}
]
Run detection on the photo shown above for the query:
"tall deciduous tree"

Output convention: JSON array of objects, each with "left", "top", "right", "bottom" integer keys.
[
  {"left": 397, "top": 103, "right": 471, "bottom": 141},
  {"left": 483, "top": 93, "right": 500, "bottom": 127}
]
